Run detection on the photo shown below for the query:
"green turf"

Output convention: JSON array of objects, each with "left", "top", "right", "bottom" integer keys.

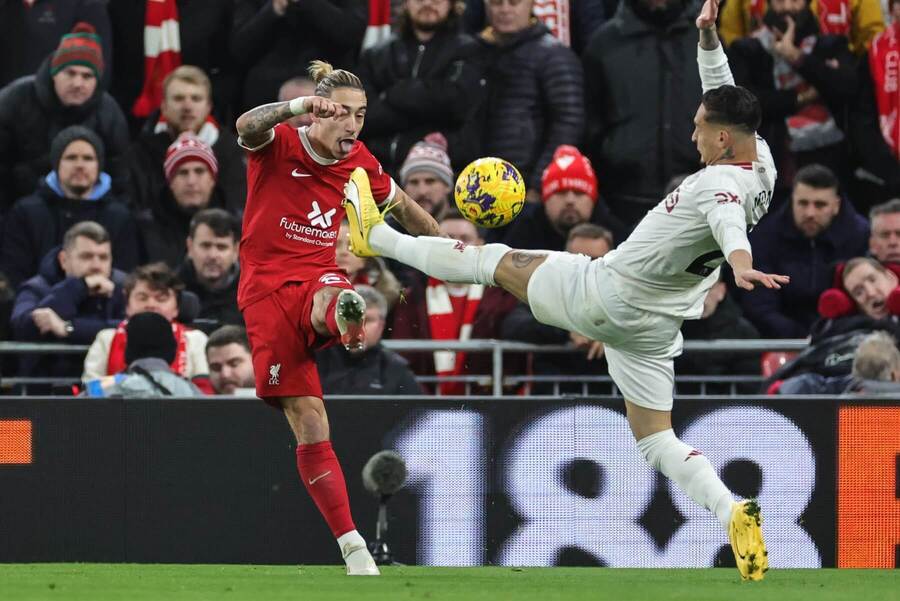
[{"left": 0, "top": 564, "right": 895, "bottom": 601}]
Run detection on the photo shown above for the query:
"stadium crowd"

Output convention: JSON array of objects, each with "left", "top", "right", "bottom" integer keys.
[{"left": 1, "top": 0, "right": 899, "bottom": 396}]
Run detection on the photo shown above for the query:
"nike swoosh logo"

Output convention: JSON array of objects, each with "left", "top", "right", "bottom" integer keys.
[
  {"left": 308, "top": 470, "right": 332, "bottom": 485},
  {"left": 292, "top": 169, "right": 312, "bottom": 178}
]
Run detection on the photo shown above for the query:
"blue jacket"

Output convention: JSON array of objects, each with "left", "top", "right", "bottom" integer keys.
[
  {"left": 742, "top": 199, "right": 870, "bottom": 338},
  {"left": 11, "top": 247, "right": 127, "bottom": 345}
]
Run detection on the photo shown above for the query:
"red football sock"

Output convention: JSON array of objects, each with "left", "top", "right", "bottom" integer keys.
[
  {"left": 296, "top": 441, "right": 356, "bottom": 538},
  {"left": 324, "top": 294, "right": 340, "bottom": 337}
]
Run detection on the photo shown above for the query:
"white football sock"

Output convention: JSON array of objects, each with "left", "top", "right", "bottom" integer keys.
[
  {"left": 636, "top": 429, "right": 735, "bottom": 530},
  {"left": 369, "top": 222, "right": 509, "bottom": 286}
]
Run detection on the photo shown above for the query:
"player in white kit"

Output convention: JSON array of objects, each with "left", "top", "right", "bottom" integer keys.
[{"left": 343, "top": 0, "right": 782, "bottom": 581}]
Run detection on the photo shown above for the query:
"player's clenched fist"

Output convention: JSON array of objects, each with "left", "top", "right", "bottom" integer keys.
[
  {"left": 696, "top": 0, "right": 718, "bottom": 29},
  {"left": 298, "top": 96, "right": 348, "bottom": 119}
]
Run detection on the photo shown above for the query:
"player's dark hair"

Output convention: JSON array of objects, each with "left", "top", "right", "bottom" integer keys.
[
  {"left": 206, "top": 325, "right": 250, "bottom": 353},
  {"left": 794, "top": 163, "right": 839, "bottom": 191},
  {"left": 189, "top": 208, "right": 240, "bottom": 241},
  {"left": 308, "top": 60, "right": 363, "bottom": 98},
  {"left": 124, "top": 262, "right": 185, "bottom": 300},
  {"left": 63, "top": 220, "right": 109, "bottom": 251},
  {"left": 701, "top": 85, "right": 761, "bottom": 134}
]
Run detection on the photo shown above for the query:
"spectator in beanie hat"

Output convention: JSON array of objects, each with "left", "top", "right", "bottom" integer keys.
[
  {"left": 50, "top": 23, "right": 105, "bottom": 81},
  {"left": 138, "top": 133, "right": 224, "bottom": 268},
  {"left": 500, "top": 145, "right": 626, "bottom": 251},
  {"left": 1, "top": 126, "right": 138, "bottom": 288},
  {"left": 398, "top": 133, "right": 455, "bottom": 222},
  {"left": 0, "top": 22, "right": 130, "bottom": 211}
]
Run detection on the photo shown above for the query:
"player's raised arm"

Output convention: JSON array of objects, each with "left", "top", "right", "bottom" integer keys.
[
  {"left": 696, "top": 0, "right": 735, "bottom": 92},
  {"left": 386, "top": 187, "right": 441, "bottom": 237},
  {"left": 235, "top": 97, "right": 348, "bottom": 150}
]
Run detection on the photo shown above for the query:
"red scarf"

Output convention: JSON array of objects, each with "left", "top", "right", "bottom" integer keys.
[
  {"left": 426, "top": 278, "right": 483, "bottom": 396},
  {"left": 869, "top": 23, "right": 900, "bottom": 158},
  {"left": 154, "top": 114, "right": 221, "bottom": 147},
  {"left": 106, "top": 319, "right": 190, "bottom": 376},
  {"left": 533, "top": 0, "right": 571, "bottom": 46},
  {"left": 816, "top": 0, "right": 851, "bottom": 37},
  {"left": 132, "top": 0, "right": 182, "bottom": 118},
  {"left": 362, "top": 0, "right": 391, "bottom": 50}
]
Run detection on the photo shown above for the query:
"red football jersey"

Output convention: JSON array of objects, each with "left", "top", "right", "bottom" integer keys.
[{"left": 237, "top": 123, "right": 396, "bottom": 309}]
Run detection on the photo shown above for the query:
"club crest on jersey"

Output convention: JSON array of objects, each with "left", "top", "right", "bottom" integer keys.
[
  {"left": 307, "top": 200, "right": 336, "bottom": 229},
  {"left": 665, "top": 191, "right": 680, "bottom": 213}
]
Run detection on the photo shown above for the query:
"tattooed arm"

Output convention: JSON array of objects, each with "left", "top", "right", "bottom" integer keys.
[
  {"left": 386, "top": 188, "right": 441, "bottom": 237},
  {"left": 235, "top": 97, "right": 347, "bottom": 149},
  {"left": 695, "top": 0, "right": 735, "bottom": 91}
]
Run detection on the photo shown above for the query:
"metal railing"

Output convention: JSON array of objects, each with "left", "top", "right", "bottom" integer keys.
[{"left": 0, "top": 338, "right": 805, "bottom": 397}]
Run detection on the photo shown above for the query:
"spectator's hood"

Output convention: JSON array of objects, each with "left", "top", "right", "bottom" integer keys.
[{"left": 44, "top": 171, "right": 112, "bottom": 201}]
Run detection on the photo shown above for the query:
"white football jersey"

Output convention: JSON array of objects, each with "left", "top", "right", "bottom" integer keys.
[{"left": 603, "top": 136, "right": 776, "bottom": 319}]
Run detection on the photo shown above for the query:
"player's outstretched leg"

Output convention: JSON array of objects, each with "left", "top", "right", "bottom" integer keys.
[
  {"left": 284, "top": 396, "right": 379, "bottom": 576},
  {"left": 343, "top": 168, "right": 510, "bottom": 286},
  {"left": 628, "top": 402, "right": 767, "bottom": 580}
]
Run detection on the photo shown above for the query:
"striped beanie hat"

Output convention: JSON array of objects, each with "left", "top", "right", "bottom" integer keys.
[
  {"left": 164, "top": 133, "right": 218, "bottom": 182},
  {"left": 51, "top": 22, "right": 104, "bottom": 78},
  {"left": 399, "top": 132, "right": 453, "bottom": 187}
]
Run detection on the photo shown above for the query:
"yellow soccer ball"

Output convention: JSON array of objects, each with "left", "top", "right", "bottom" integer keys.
[{"left": 454, "top": 157, "right": 526, "bottom": 228}]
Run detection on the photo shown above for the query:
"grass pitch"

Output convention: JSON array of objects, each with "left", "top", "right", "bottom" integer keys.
[{"left": 0, "top": 564, "right": 895, "bottom": 601}]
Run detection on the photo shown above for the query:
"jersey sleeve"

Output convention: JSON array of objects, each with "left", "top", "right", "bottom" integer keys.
[
  {"left": 697, "top": 43, "right": 735, "bottom": 92},
  {"left": 694, "top": 176, "right": 752, "bottom": 259},
  {"left": 239, "top": 122, "right": 293, "bottom": 158}
]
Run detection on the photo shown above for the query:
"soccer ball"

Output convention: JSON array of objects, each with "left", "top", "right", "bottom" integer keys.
[{"left": 454, "top": 157, "right": 526, "bottom": 228}]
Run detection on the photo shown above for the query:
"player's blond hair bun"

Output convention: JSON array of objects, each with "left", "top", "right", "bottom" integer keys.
[{"left": 308, "top": 60, "right": 363, "bottom": 97}]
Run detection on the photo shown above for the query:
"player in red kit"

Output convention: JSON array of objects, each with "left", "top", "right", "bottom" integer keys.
[{"left": 234, "top": 61, "right": 440, "bottom": 575}]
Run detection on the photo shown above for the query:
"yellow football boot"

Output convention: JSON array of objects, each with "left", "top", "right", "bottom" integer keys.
[
  {"left": 342, "top": 167, "right": 385, "bottom": 257},
  {"left": 729, "top": 499, "right": 769, "bottom": 581}
]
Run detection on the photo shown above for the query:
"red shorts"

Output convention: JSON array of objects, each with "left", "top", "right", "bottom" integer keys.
[{"left": 242, "top": 272, "right": 353, "bottom": 406}]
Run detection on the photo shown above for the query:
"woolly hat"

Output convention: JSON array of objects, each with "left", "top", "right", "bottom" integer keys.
[
  {"left": 164, "top": 132, "right": 218, "bottom": 182},
  {"left": 125, "top": 312, "right": 177, "bottom": 365},
  {"left": 51, "top": 22, "right": 104, "bottom": 78},
  {"left": 399, "top": 133, "right": 453, "bottom": 187},
  {"left": 541, "top": 145, "right": 598, "bottom": 203},
  {"left": 50, "top": 125, "right": 105, "bottom": 173}
]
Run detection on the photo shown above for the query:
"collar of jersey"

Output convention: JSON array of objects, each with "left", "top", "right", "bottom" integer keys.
[{"left": 299, "top": 126, "right": 339, "bottom": 166}]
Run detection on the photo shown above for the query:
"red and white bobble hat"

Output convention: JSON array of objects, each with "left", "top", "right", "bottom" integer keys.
[
  {"left": 540, "top": 145, "right": 598, "bottom": 203},
  {"left": 164, "top": 132, "right": 218, "bottom": 182}
]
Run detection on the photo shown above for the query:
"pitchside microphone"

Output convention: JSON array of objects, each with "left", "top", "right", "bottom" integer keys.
[
  {"left": 362, "top": 450, "right": 407, "bottom": 497},
  {"left": 361, "top": 450, "right": 407, "bottom": 565}
]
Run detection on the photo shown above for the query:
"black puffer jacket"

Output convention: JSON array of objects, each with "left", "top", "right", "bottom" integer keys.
[
  {"left": 582, "top": 0, "right": 702, "bottom": 227},
  {"left": 231, "top": 0, "right": 366, "bottom": 113},
  {"left": 475, "top": 22, "right": 585, "bottom": 191},
  {"left": 0, "top": 58, "right": 130, "bottom": 211},
  {"left": 177, "top": 259, "right": 243, "bottom": 335},
  {"left": 138, "top": 188, "right": 228, "bottom": 269},
  {"left": 357, "top": 25, "right": 486, "bottom": 175}
]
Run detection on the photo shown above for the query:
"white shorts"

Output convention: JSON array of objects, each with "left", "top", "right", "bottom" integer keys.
[{"left": 526, "top": 252, "right": 684, "bottom": 410}]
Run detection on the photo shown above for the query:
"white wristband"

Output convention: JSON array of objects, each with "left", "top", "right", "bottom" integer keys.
[{"left": 289, "top": 96, "right": 311, "bottom": 116}]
